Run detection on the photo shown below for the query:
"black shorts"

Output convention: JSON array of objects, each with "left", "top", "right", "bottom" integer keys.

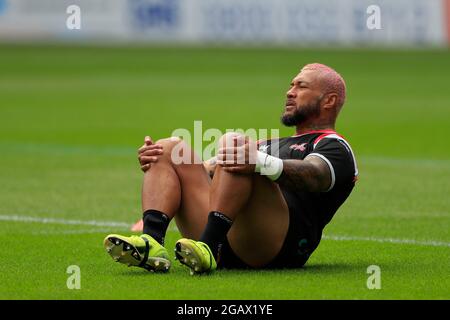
[{"left": 217, "top": 189, "right": 314, "bottom": 270}]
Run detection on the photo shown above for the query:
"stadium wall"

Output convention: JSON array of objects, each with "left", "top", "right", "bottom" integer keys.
[{"left": 0, "top": 0, "right": 449, "bottom": 46}]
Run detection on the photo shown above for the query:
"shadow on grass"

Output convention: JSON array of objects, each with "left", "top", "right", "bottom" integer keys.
[
  {"left": 117, "top": 269, "right": 170, "bottom": 277},
  {"left": 115, "top": 260, "right": 388, "bottom": 278},
  {"left": 215, "top": 260, "right": 386, "bottom": 277},
  {"left": 302, "top": 262, "right": 366, "bottom": 274}
]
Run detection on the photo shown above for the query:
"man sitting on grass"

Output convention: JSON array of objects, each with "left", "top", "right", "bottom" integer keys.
[{"left": 103, "top": 63, "right": 358, "bottom": 275}]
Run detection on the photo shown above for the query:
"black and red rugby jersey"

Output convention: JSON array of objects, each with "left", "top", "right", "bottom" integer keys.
[{"left": 258, "top": 130, "right": 358, "bottom": 251}]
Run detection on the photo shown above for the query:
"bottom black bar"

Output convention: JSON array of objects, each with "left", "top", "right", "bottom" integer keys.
[{"left": 2, "top": 300, "right": 448, "bottom": 319}]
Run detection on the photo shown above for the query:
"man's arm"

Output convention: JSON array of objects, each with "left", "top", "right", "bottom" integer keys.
[{"left": 276, "top": 155, "right": 332, "bottom": 193}]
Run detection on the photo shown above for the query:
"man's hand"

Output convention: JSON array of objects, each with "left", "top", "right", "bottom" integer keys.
[
  {"left": 216, "top": 135, "right": 257, "bottom": 174},
  {"left": 138, "top": 136, "right": 163, "bottom": 172}
]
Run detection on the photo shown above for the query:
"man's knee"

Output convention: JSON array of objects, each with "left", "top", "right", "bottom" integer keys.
[
  {"left": 155, "top": 136, "right": 183, "bottom": 161},
  {"left": 156, "top": 136, "right": 196, "bottom": 165},
  {"left": 155, "top": 136, "right": 183, "bottom": 147}
]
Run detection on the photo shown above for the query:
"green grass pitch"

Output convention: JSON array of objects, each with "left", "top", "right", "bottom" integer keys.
[{"left": 0, "top": 44, "right": 449, "bottom": 299}]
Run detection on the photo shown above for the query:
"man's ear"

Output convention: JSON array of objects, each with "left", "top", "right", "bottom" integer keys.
[{"left": 322, "top": 93, "right": 338, "bottom": 109}]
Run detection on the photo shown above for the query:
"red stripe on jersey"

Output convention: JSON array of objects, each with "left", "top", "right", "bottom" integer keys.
[
  {"left": 256, "top": 139, "right": 265, "bottom": 147},
  {"left": 313, "top": 132, "right": 345, "bottom": 146},
  {"left": 292, "top": 129, "right": 337, "bottom": 138}
]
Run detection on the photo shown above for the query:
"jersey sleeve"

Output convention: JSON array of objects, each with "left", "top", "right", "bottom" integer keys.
[{"left": 308, "top": 138, "right": 356, "bottom": 191}]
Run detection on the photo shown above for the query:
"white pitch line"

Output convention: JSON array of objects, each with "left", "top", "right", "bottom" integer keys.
[
  {"left": 322, "top": 235, "right": 450, "bottom": 248},
  {"left": 1, "top": 214, "right": 449, "bottom": 248},
  {"left": 0, "top": 214, "right": 131, "bottom": 228},
  {"left": 2, "top": 142, "right": 450, "bottom": 168},
  {"left": 30, "top": 228, "right": 129, "bottom": 236}
]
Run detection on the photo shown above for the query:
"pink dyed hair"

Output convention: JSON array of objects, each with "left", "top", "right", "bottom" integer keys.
[{"left": 302, "top": 63, "right": 346, "bottom": 108}]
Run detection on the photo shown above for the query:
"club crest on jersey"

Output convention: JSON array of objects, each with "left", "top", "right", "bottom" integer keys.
[{"left": 289, "top": 143, "right": 307, "bottom": 152}]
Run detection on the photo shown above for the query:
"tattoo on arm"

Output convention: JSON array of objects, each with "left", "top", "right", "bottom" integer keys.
[{"left": 276, "top": 156, "right": 332, "bottom": 193}]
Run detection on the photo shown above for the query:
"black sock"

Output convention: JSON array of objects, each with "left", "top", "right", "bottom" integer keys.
[
  {"left": 142, "top": 209, "right": 170, "bottom": 245},
  {"left": 199, "top": 211, "right": 233, "bottom": 259}
]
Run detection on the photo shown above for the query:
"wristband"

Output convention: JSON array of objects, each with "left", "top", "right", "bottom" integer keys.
[{"left": 255, "top": 151, "right": 284, "bottom": 181}]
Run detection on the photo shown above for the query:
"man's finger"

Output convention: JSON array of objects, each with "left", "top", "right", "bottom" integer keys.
[
  {"left": 138, "top": 153, "right": 160, "bottom": 164},
  {"left": 217, "top": 161, "right": 249, "bottom": 168},
  {"left": 217, "top": 154, "right": 245, "bottom": 163},
  {"left": 139, "top": 156, "right": 159, "bottom": 164},
  {"left": 216, "top": 158, "right": 244, "bottom": 166},
  {"left": 141, "top": 163, "right": 151, "bottom": 172},
  {"left": 140, "top": 148, "right": 164, "bottom": 157},
  {"left": 138, "top": 144, "right": 163, "bottom": 154},
  {"left": 217, "top": 147, "right": 245, "bottom": 160},
  {"left": 218, "top": 147, "right": 240, "bottom": 154},
  {"left": 145, "top": 136, "right": 153, "bottom": 145},
  {"left": 231, "top": 135, "right": 248, "bottom": 147},
  {"left": 140, "top": 150, "right": 163, "bottom": 157}
]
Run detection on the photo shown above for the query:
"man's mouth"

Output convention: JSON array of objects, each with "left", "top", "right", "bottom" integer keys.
[
  {"left": 285, "top": 102, "right": 296, "bottom": 111},
  {"left": 285, "top": 100, "right": 296, "bottom": 107}
]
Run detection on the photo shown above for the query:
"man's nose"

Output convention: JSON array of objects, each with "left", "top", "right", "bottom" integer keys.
[{"left": 286, "top": 88, "right": 296, "bottom": 98}]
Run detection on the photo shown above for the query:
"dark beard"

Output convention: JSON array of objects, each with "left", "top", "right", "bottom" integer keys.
[{"left": 281, "top": 100, "right": 321, "bottom": 127}]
